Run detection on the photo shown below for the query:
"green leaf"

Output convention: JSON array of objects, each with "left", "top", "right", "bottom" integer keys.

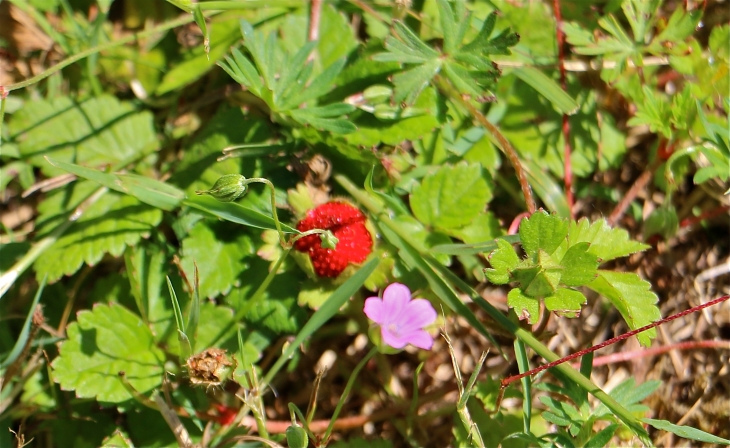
[
  {"left": 643, "top": 204, "right": 678, "bottom": 240},
  {"left": 263, "top": 257, "right": 380, "bottom": 384},
  {"left": 544, "top": 288, "right": 586, "bottom": 318},
  {"left": 643, "top": 418, "right": 730, "bottom": 445},
  {"left": 1, "top": 277, "right": 45, "bottom": 367},
  {"left": 179, "top": 221, "right": 254, "bottom": 300},
  {"left": 512, "top": 255, "right": 561, "bottom": 298},
  {"left": 556, "top": 218, "right": 649, "bottom": 262},
  {"left": 484, "top": 238, "right": 520, "bottom": 284},
  {"left": 410, "top": 162, "right": 491, "bottom": 230},
  {"left": 34, "top": 186, "right": 162, "bottom": 283},
  {"left": 46, "top": 158, "right": 185, "bottom": 211},
  {"left": 449, "top": 211, "right": 502, "bottom": 244},
  {"left": 432, "top": 234, "right": 520, "bottom": 256},
  {"left": 9, "top": 96, "right": 157, "bottom": 176},
  {"left": 507, "top": 288, "right": 540, "bottom": 324},
  {"left": 184, "top": 195, "right": 298, "bottom": 233},
  {"left": 51, "top": 303, "right": 165, "bottom": 403},
  {"left": 559, "top": 242, "right": 599, "bottom": 286},
  {"left": 512, "top": 66, "right": 579, "bottom": 115},
  {"left": 392, "top": 59, "right": 442, "bottom": 105},
  {"left": 584, "top": 424, "right": 619, "bottom": 448},
  {"left": 519, "top": 210, "right": 569, "bottom": 258},
  {"left": 587, "top": 271, "right": 660, "bottom": 346}
]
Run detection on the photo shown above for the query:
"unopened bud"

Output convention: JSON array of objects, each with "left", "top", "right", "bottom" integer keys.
[
  {"left": 319, "top": 231, "right": 339, "bottom": 249},
  {"left": 196, "top": 174, "right": 248, "bottom": 202},
  {"left": 286, "top": 424, "right": 308, "bottom": 448}
]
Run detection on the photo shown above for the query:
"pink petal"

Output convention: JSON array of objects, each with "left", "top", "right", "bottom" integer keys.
[
  {"left": 402, "top": 330, "right": 434, "bottom": 350},
  {"left": 381, "top": 326, "right": 408, "bottom": 349},
  {"left": 381, "top": 283, "right": 411, "bottom": 318},
  {"left": 363, "top": 297, "right": 385, "bottom": 324},
  {"left": 399, "top": 299, "right": 437, "bottom": 332}
]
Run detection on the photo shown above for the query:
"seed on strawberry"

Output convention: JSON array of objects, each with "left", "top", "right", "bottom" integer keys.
[{"left": 295, "top": 202, "right": 373, "bottom": 277}]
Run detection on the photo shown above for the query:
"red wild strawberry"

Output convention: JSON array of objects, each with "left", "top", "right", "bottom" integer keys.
[{"left": 294, "top": 202, "right": 373, "bottom": 277}]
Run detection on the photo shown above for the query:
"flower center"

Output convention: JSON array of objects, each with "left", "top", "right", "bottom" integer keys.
[{"left": 386, "top": 322, "right": 402, "bottom": 338}]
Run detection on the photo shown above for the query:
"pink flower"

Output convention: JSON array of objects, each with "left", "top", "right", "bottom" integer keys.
[{"left": 364, "top": 283, "right": 437, "bottom": 350}]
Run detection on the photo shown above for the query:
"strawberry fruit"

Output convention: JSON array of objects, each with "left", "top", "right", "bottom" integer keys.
[{"left": 294, "top": 202, "right": 373, "bottom": 277}]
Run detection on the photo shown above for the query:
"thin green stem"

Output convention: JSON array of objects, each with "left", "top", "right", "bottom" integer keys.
[
  {"left": 433, "top": 75, "right": 536, "bottom": 215},
  {"left": 322, "top": 346, "right": 378, "bottom": 444},
  {"left": 4, "top": 13, "right": 200, "bottom": 92},
  {"left": 241, "top": 178, "right": 287, "bottom": 247}
]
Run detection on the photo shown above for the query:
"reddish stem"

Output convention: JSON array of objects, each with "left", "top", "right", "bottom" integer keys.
[
  {"left": 552, "top": 0, "right": 574, "bottom": 218},
  {"left": 607, "top": 158, "right": 662, "bottom": 226},
  {"left": 508, "top": 212, "right": 530, "bottom": 235},
  {"left": 572, "top": 339, "right": 730, "bottom": 368},
  {"left": 501, "top": 294, "right": 730, "bottom": 388},
  {"left": 679, "top": 204, "right": 730, "bottom": 228}
]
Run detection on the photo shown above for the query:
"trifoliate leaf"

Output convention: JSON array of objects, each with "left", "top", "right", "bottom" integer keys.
[
  {"left": 9, "top": 95, "right": 157, "bottom": 177},
  {"left": 544, "top": 288, "right": 587, "bottom": 318},
  {"left": 179, "top": 221, "right": 254, "bottom": 300},
  {"left": 559, "top": 242, "right": 599, "bottom": 286},
  {"left": 51, "top": 303, "right": 165, "bottom": 403},
  {"left": 511, "top": 253, "right": 561, "bottom": 298},
  {"left": 507, "top": 288, "right": 540, "bottom": 324},
  {"left": 588, "top": 271, "right": 660, "bottom": 346},
  {"left": 519, "top": 210, "right": 569, "bottom": 258},
  {"left": 410, "top": 162, "right": 491, "bottom": 230},
  {"left": 555, "top": 218, "right": 649, "bottom": 262},
  {"left": 484, "top": 238, "right": 520, "bottom": 284},
  {"left": 34, "top": 185, "right": 162, "bottom": 283}
]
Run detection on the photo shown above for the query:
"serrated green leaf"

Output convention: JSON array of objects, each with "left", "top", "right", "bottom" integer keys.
[
  {"left": 34, "top": 188, "right": 162, "bottom": 283},
  {"left": 507, "top": 288, "right": 540, "bottom": 324},
  {"left": 588, "top": 271, "right": 660, "bottom": 346},
  {"left": 9, "top": 96, "right": 157, "bottom": 176},
  {"left": 560, "top": 242, "right": 599, "bottom": 286},
  {"left": 512, "top": 256, "right": 561, "bottom": 298},
  {"left": 410, "top": 162, "right": 491, "bottom": 230},
  {"left": 281, "top": 57, "right": 348, "bottom": 109},
  {"left": 390, "top": 20, "right": 439, "bottom": 60},
  {"left": 392, "top": 59, "right": 442, "bottom": 105},
  {"left": 51, "top": 303, "right": 165, "bottom": 403},
  {"left": 643, "top": 418, "right": 730, "bottom": 445},
  {"left": 46, "top": 158, "right": 185, "bottom": 211},
  {"left": 544, "top": 288, "right": 586, "bottom": 317},
  {"left": 556, "top": 218, "right": 649, "bottom": 262},
  {"left": 519, "top": 210, "right": 569, "bottom": 258},
  {"left": 179, "top": 221, "right": 254, "bottom": 299},
  {"left": 484, "top": 238, "right": 520, "bottom": 284}
]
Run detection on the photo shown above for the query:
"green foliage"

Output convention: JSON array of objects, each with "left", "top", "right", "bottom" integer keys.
[
  {"left": 34, "top": 184, "right": 163, "bottom": 283},
  {"left": 51, "top": 302, "right": 165, "bottom": 403},
  {"left": 2, "top": 1, "right": 726, "bottom": 446},
  {"left": 410, "top": 162, "right": 492, "bottom": 230},
  {"left": 535, "top": 377, "right": 660, "bottom": 447},
  {"left": 485, "top": 211, "right": 659, "bottom": 345},
  {"left": 9, "top": 95, "right": 158, "bottom": 177},
  {"left": 373, "top": 1, "right": 519, "bottom": 104},
  {"left": 219, "top": 19, "right": 356, "bottom": 134}
]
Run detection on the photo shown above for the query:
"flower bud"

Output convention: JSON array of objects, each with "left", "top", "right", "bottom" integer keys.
[
  {"left": 319, "top": 230, "right": 339, "bottom": 249},
  {"left": 195, "top": 174, "right": 248, "bottom": 202},
  {"left": 286, "top": 424, "right": 308, "bottom": 448}
]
